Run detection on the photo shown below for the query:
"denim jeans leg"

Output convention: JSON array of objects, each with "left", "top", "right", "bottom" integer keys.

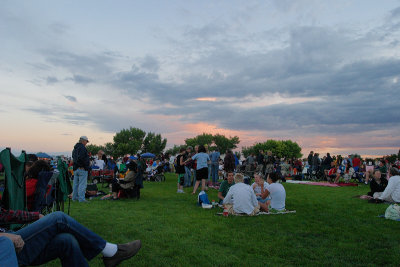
[
  {"left": 212, "top": 163, "right": 218, "bottom": 183},
  {"left": 72, "top": 171, "right": 80, "bottom": 201},
  {"left": 16, "top": 211, "right": 106, "bottom": 266},
  {"left": 30, "top": 233, "right": 88, "bottom": 267},
  {"left": 207, "top": 164, "right": 211, "bottom": 182},
  {"left": 77, "top": 169, "right": 88, "bottom": 202},
  {"left": 0, "top": 236, "right": 18, "bottom": 267},
  {"left": 184, "top": 167, "right": 191, "bottom": 187}
]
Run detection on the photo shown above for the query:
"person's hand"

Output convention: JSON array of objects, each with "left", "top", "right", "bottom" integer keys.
[{"left": 1, "top": 233, "right": 25, "bottom": 252}]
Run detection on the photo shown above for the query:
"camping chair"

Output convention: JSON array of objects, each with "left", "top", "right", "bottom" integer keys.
[
  {"left": 0, "top": 148, "right": 27, "bottom": 230},
  {"left": 56, "top": 159, "right": 72, "bottom": 214}
]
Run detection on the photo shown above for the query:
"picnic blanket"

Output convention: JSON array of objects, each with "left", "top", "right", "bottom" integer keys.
[
  {"left": 286, "top": 180, "right": 358, "bottom": 187},
  {"left": 216, "top": 210, "right": 296, "bottom": 216}
]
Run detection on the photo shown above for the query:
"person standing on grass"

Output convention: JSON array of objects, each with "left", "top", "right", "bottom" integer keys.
[
  {"left": 190, "top": 145, "right": 210, "bottom": 195},
  {"left": 210, "top": 148, "right": 220, "bottom": 186},
  {"left": 176, "top": 148, "right": 186, "bottom": 193},
  {"left": 72, "top": 136, "right": 90, "bottom": 203}
]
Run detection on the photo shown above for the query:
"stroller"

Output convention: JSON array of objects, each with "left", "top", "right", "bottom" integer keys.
[{"left": 147, "top": 164, "right": 166, "bottom": 182}]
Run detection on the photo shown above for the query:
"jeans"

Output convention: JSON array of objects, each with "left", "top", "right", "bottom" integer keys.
[
  {"left": 211, "top": 163, "right": 219, "bottom": 184},
  {"left": 0, "top": 236, "right": 18, "bottom": 267},
  {"left": 15, "top": 211, "right": 106, "bottom": 266},
  {"left": 73, "top": 169, "right": 88, "bottom": 202},
  {"left": 207, "top": 163, "right": 211, "bottom": 181},
  {"left": 184, "top": 166, "right": 192, "bottom": 187}
]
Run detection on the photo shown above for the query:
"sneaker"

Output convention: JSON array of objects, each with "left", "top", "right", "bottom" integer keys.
[{"left": 103, "top": 240, "right": 141, "bottom": 267}]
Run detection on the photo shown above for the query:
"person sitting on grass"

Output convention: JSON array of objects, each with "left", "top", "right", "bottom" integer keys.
[
  {"left": 379, "top": 167, "right": 400, "bottom": 203},
  {"left": 222, "top": 173, "right": 259, "bottom": 216},
  {"left": 110, "top": 161, "right": 138, "bottom": 200},
  {"left": 217, "top": 171, "right": 235, "bottom": 204},
  {"left": 190, "top": 145, "right": 210, "bottom": 195},
  {"left": 259, "top": 172, "right": 286, "bottom": 212},
  {"left": 367, "top": 170, "right": 388, "bottom": 199},
  {"left": 251, "top": 172, "right": 269, "bottom": 204},
  {"left": 0, "top": 209, "right": 141, "bottom": 267},
  {"left": 175, "top": 148, "right": 186, "bottom": 193}
]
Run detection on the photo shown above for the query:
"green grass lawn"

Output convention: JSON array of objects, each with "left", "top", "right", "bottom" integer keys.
[{"left": 44, "top": 173, "right": 400, "bottom": 266}]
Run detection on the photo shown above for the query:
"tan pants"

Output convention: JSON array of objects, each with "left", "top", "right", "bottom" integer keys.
[{"left": 225, "top": 204, "right": 260, "bottom": 216}]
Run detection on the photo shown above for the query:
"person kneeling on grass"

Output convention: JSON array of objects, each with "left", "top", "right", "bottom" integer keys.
[
  {"left": 0, "top": 209, "right": 141, "bottom": 267},
  {"left": 217, "top": 171, "right": 235, "bottom": 204},
  {"left": 259, "top": 172, "right": 286, "bottom": 212},
  {"left": 222, "top": 173, "right": 260, "bottom": 216}
]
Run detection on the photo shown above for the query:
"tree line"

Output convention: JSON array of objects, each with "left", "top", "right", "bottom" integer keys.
[{"left": 86, "top": 127, "right": 303, "bottom": 159}]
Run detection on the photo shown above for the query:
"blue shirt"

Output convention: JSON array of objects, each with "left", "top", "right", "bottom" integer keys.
[
  {"left": 192, "top": 153, "right": 210, "bottom": 170},
  {"left": 210, "top": 151, "right": 220, "bottom": 163}
]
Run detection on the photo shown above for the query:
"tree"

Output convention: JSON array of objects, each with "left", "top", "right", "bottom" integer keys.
[
  {"left": 242, "top": 140, "right": 302, "bottom": 159},
  {"left": 142, "top": 132, "right": 167, "bottom": 155},
  {"left": 212, "top": 134, "right": 240, "bottom": 154},
  {"left": 184, "top": 133, "right": 213, "bottom": 148},
  {"left": 85, "top": 144, "right": 105, "bottom": 156},
  {"left": 183, "top": 133, "right": 240, "bottom": 153},
  {"left": 113, "top": 127, "right": 146, "bottom": 157},
  {"left": 165, "top": 144, "right": 187, "bottom": 156}
]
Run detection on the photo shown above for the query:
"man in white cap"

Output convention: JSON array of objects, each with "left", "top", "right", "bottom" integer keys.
[{"left": 72, "top": 136, "right": 90, "bottom": 202}]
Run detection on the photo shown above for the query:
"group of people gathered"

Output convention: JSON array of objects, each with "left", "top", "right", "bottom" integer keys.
[{"left": 0, "top": 136, "right": 142, "bottom": 266}]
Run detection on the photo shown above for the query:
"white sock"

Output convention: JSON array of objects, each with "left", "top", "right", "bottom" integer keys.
[{"left": 102, "top": 242, "right": 118, "bottom": 257}]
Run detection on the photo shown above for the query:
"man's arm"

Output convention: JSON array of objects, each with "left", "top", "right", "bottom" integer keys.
[
  {"left": 380, "top": 179, "right": 395, "bottom": 200},
  {"left": 222, "top": 188, "right": 233, "bottom": 205},
  {"left": 0, "top": 208, "right": 40, "bottom": 224},
  {"left": 217, "top": 191, "right": 224, "bottom": 201}
]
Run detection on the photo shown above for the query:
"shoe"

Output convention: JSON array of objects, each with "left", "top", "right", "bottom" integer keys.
[
  {"left": 103, "top": 240, "right": 141, "bottom": 267},
  {"left": 110, "top": 197, "right": 120, "bottom": 201},
  {"left": 79, "top": 199, "right": 89, "bottom": 203}
]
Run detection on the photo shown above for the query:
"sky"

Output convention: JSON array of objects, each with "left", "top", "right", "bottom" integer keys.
[{"left": 1, "top": 0, "right": 400, "bottom": 157}]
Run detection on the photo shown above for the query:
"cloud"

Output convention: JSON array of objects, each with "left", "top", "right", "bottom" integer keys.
[{"left": 63, "top": 95, "right": 77, "bottom": 102}]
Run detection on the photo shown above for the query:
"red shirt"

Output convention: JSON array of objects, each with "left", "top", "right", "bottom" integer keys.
[{"left": 352, "top": 157, "right": 361, "bottom": 167}]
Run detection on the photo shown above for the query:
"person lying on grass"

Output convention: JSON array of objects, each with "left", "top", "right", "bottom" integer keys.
[
  {"left": 218, "top": 171, "right": 235, "bottom": 204},
  {"left": 259, "top": 172, "right": 286, "bottom": 212},
  {"left": 367, "top": 170, "right": 388, "bottom": 199},
  {"left": 251, "top": 172, "right": 269, "bottom": 204},
  {"left": 222, "top": 173, "right": 260, "bottom": 216},
  {"left": 0, "top": 209, "right": 141, "bottom": 267}
]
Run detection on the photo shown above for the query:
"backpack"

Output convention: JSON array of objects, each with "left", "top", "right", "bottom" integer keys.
[
  {"left": 198, "top": 191, "right": 210, "bottom": 206},
  {"left": 385, "top": 204, "right": 400, "bottom": 221}
]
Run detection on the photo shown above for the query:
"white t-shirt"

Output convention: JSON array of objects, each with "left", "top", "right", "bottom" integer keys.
[
  {"left": 251, "top": 182, "right": 269, "bottom": 195},
  {"left": 223, "top": 183, "right": 259, "bottom": 215},
  {"left": 265, "top": 183, "right": 286, "bottom": 211},
  {"left": 380, "top": 175, "right": 400, "bottom": 203},
  {"left": 95, "top": 159, "right": 105, "bottom": 170}
]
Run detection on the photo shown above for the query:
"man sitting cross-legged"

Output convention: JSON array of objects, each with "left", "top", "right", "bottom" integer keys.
[
  {"left": 0, "top": 209, "right": 141, "bottom": 267},
  {"left": 222, "top": 173, "right": 259, "bottom": 216},
  {"left": 259, "top": 172, "right": 286, "bottom": 212},
  {"left": 217, "top": 171, "right": 235, "bottom": 204}
]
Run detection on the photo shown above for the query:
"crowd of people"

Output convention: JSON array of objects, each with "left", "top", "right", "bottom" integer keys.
[{"left": 1, "top": 137, "right": 400, "bottom": 265}]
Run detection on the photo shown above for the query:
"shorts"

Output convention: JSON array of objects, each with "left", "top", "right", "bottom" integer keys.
[
  {"left": 177, "top": 174, "right": 185, "bottom": 185},
  {"left": 196, "top": 167, "right": 208, "bottom": 181}
]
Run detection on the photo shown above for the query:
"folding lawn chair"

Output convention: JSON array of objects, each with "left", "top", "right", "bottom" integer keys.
[{"left": 0, "top": 148, "right": 27, "bottom": 230}]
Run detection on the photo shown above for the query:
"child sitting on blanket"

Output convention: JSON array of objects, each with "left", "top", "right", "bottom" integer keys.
[
  {"left": 251, "top": 173, "right": 270, "bottom": 204},
  {"left": 259, "top": 173, "right": 286, "bottom": 212}
]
